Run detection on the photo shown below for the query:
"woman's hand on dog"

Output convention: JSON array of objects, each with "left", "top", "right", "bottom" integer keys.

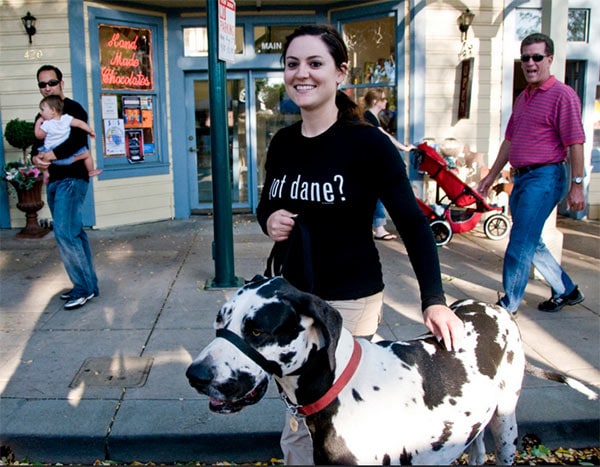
[{"left": 423, "top": 304, "right": 464, "bottom": 352}]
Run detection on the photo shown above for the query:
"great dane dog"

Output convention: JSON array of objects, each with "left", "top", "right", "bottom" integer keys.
[{"left": 186, "top": 276, "right": 594, "bottom": 465}]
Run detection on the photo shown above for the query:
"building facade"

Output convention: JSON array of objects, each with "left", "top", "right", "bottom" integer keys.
[{"left": 1, "top": 0, "right": 599, "bottom": 229}]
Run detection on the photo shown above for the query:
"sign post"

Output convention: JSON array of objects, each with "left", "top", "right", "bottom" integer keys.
[{"left": 206, "top": 0, "right": 243, "bottom": 289}]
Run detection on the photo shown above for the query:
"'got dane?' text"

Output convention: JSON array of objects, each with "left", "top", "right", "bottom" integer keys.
[{"left": 268, "top": 174, "right": 346, "bottom": 203}]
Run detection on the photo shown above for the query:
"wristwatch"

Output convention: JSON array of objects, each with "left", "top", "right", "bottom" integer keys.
[{"left": 571, "top": 176, "right": 584, "bottom": 184}]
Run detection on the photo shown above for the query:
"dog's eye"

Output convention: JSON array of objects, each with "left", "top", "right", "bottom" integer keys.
[{"left": 252, "top": 330, "right": 262, "bottom": 337}]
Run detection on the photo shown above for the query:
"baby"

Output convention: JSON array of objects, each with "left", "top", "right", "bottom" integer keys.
[{"left": 34, "top": 95, "right": 102, "bottom": 184}]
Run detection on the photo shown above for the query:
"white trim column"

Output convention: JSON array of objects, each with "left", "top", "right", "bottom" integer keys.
[{"left": 539, "top": 0, "right": 569, "bottom": 269}]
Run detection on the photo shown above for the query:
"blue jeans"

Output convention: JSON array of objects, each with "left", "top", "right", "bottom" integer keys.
[
  {"left": 373, "top": 199, "right": 387, "bottom": 228},
  {"left": 46, "top": 178, "right": 99, "bottom": 298},
  {"left": 499, "top": 163, "right": 575, "bottom": 312}
]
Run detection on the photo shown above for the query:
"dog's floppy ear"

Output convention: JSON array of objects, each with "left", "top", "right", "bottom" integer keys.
[
  {"left": 295, "top": 292, "right": 343, "bottom": 372},
  {"left": 270, "top": 277, "right": 343, "bottom": 371}
]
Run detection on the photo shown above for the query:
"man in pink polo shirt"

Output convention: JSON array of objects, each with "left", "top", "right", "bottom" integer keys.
[{"left": 478, "top": 33, "right": 585, "bottom": 314}]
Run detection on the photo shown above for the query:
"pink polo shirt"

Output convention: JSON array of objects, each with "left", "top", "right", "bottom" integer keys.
[{"left": 506, "top": 76, "right": 585, "bottom": 168}]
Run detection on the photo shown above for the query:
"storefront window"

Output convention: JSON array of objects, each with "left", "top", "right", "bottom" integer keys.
[
  {"left": 99, "top": 24, "right": 156, "bottom": 163},
  {"left": 567, "top": 9, "right": 590, "bottom": 42},
  {"left": 340, "top": 17, "right": 398, "bottom": 136},
  {"left": 515, "top": 7, "right": 590, "bottom": 42},
  {"left": 515, "top": 8, "right": 541, "bottom": 40},
  {"left": 183, "top": 26, "right": 244, "bottom": 57},
  {"left": 100, "top": 95, "right": 154, "bottom": 162},
  {"left": 99, "top": 25, "right": 153, "bottom": 89},
  {"left": 89, "top": 6, "right": 169, "bottom": 178},
  {"left": 343, "top": 17, "right": 395, "bottom": 85}
]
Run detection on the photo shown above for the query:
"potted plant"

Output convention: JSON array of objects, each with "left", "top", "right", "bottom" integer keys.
[{"left": 3, "top": 118, "right": 49, "bottom": 238}]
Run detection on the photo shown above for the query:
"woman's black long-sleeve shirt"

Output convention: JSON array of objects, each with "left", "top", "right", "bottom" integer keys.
[{"left": 257, "top": 120, "right": 446, "bottom": 311}]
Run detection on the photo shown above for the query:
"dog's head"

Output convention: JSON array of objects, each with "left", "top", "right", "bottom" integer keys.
[{"left": 186, "top": 275, "right": 343, "bottom": 413}]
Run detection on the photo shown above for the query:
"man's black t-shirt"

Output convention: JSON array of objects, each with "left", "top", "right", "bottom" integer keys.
[{"left": 32, "top": 97, "right": 89, "bottom": 182}]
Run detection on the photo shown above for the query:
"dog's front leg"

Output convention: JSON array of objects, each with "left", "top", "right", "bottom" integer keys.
[
  {"left": 489, "top": 411, "right": 518, "bottom": 465},
  {"left": 467, "top": 432, "right": 486, "bottom": 465}
]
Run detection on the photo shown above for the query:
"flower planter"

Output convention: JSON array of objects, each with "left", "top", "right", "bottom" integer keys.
[{"left": 11, "top": 178, "right": 50, "bottom": 238}]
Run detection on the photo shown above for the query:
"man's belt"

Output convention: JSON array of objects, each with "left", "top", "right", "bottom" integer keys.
[{"left": 511, "top": 161, "right": 563, "bottom": 176}]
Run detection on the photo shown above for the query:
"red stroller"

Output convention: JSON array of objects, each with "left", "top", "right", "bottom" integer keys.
[{"left": 412, "top": 142, "right": 510, "bottom": 246}]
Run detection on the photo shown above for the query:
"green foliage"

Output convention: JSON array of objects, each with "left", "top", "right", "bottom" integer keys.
[
  {"left": 4, "top": 118, "right": 35, "bottom": 151},
  {"left": 530, "top": 444, "right": 551, "bottom": 458}
]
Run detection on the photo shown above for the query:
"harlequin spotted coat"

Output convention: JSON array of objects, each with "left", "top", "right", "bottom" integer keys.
[{"left": 187, "top": 276, "right": 525, "bottom": 465}]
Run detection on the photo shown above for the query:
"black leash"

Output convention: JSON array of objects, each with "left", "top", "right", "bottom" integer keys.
[{"left": 264, "top": 216, "right": 314, "bottom": 293}]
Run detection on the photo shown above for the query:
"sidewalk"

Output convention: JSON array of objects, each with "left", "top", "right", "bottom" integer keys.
[{"left": 0, "top": 215, "right": 598, "bottom": 464}]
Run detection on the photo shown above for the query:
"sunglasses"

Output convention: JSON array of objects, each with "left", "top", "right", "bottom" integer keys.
[
  {"left": 520, "top": 54, "right": 547, "bottom": 63},
  {"left": 38, "top": 79, "right": 61, "bottom": 88}
]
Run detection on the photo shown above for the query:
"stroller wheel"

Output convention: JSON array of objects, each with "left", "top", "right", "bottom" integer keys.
[
  {"left": 484, "top": 214, "right": 510, "bottom": 240},
  {"left": 430, "top": 219, "right": 453, "bottom": 246}
]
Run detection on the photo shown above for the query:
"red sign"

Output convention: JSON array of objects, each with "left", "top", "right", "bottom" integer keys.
[
  {"left": 218, "top": 0, "right": 236, "bottom": 63},
  {"left": 99, "top": 24, "right": 153, "bottom": 90}
]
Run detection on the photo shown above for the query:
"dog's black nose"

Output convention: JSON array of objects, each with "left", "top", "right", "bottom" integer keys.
[{"left": 186, "top": 360, "right": 214, "bottom": 393}]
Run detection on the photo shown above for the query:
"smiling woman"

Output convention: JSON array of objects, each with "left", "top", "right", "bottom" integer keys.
[
  {"left": 282, "top": 34, "right": 346, "bottom": 134},
  {"left": 255, "top": 24, "right": 463, "bottom": 465}
]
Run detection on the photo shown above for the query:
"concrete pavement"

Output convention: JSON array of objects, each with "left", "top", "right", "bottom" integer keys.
[{"left": 0, "top": 214, "right": 598, "bottom": 464}]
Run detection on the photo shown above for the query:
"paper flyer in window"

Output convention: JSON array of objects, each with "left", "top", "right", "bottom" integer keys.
[
  {"left": 123, "top": 96, "right": 143, "bottom": 128},
  {"left": 101, "top": 95, "right": 119, "bottom": 119},
  {"left": 104, "top": 119, "right": 126, "bottom": 156},
  {"left": 140, "top": 96, "right": 153, "bottom": 129}
]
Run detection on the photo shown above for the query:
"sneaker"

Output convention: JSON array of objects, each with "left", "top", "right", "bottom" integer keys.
[
  {"left": 64, "top": 293, "right": 95, "bottom": 310},
  {"left": 61, "top": 290, "right": 98, "bottom": 301},
  {"left": 538, "top": 287, "right": 584, "bottom": 312},
  {"left": 60, "top": 290, "right": 74, "bottom": 300}
]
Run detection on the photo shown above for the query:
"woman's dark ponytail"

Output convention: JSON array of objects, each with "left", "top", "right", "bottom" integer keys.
[{"left": 336, "top": 90, "right": 366, "bottom": 124}]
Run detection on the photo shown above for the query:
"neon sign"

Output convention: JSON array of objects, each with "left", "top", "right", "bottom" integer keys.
[{"left": 99, "top": 25, "right": 153, "bottom": 90}]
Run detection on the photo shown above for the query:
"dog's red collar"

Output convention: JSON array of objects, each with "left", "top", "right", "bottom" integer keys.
[{"left": 297, "top": 339, "right": 362, "bottom": 416}]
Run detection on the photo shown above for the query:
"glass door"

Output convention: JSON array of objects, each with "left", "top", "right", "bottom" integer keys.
[
  {"left": 185, "top": 72, "right": 249, "bottom": 211},
  {"left": 185, "top": 72, "right": 301, "bottom": 212},
  {"left": 250, "top": 72, "right": 301, "bottom": 203}
]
